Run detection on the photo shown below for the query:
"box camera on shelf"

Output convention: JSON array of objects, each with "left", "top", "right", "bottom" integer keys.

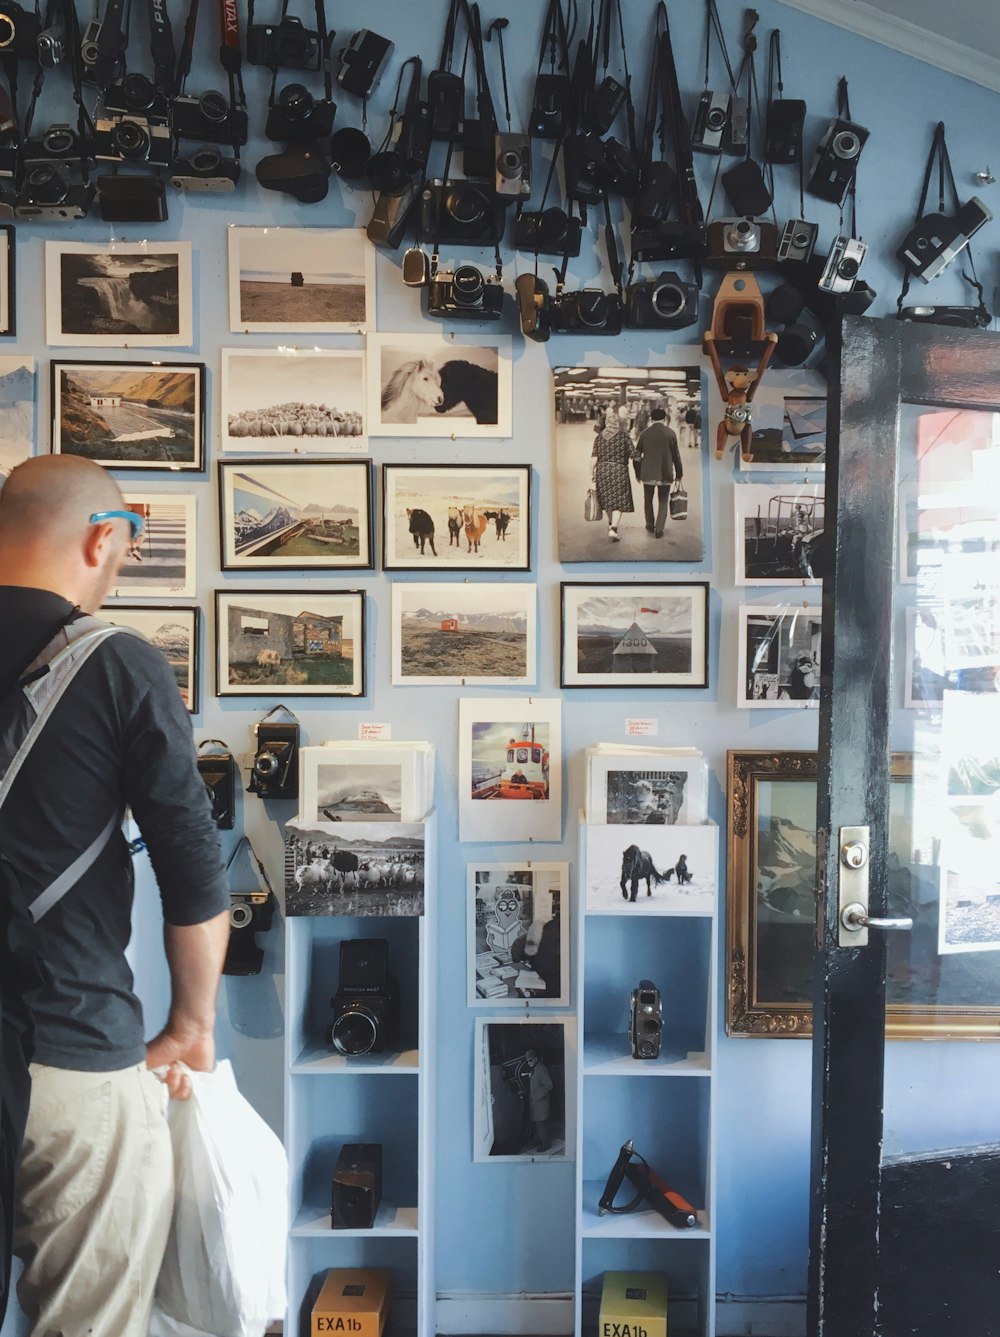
[
  {"left": 311, "top": 1267, "right": 391, "bottom": 1337},
  {"left": 599, "top": 1271, "right": 669, "bottom": 1337}
]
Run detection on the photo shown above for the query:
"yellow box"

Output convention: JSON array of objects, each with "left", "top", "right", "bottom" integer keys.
[
  {"left": 311, "top": 1267, "right": 391, "bottom": 1337},
  {"left": 598, "top": 1270, "right": 669, "bottom": 1337}
]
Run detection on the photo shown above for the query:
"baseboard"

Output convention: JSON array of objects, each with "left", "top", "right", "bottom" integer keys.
[
  {"left": 716, "top": 1296, "right": 807, "bottom": 1336},
  {"left": 435, "top": 1293, "right": 806, "bottom": 1335}
]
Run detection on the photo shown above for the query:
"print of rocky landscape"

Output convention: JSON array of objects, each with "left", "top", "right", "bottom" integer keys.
[
  {"left": 59, "top": 369, "right": 195, "bottom": 460},
  {"left": 401, "top": 606, "right": 527, "bottom": 678}
]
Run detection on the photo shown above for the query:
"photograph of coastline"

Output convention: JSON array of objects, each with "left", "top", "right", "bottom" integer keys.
[
  {"left": 228, "top": 226, "right": 375, "bottom": 332},
  {"left": 52, "top": 361, "right": 202, "bottom": 470},
  {"left": 46, "top": 242, "right": 192, "bottom": 347},
  {"left": 220, "top": 347, "right": 366, "bottom": 453}
]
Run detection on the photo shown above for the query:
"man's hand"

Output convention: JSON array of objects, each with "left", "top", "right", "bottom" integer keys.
[{"left": 147, "top": 1027, "right": 216, "bottom": 1100}]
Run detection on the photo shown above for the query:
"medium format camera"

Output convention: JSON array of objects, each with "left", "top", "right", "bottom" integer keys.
[
  {"left": 246, "top": 15, "right": 322, "bottom": 71},
  {"left": 514, "top": 206, "right": 582, "bottom": 257},
  {"left": 256, "top": 142, "right": 330, "bottom": 203},
  {"left": 896, "top": 197, "right": 992, "bottom": 284},
  {"left": 197, "top": 745, "right": 237, "bottom": 829},
  {"left": 765, "top": 98, "right": 806, "bottom": 164},
  {"left": 807, "top": 116, "right": 869, "bottom": 204},
  {"left": 265, "top": 83, "right": 336, "bottom": 143},
  {"left": 778, "top": 218, "right": 819, "bottom": 266},
  {"left": 172, "top": 89, "right": 248, "bottom": 146},
  {"left": 630, "top": 221, "right": 708, "bottom": 266},
  {"left": 630, "top": 979, "right": 662, "bottom": 1060},
  {"left": 417, "top": 178, "right": 504, "bottom": 247},
  {"left": 327, "top": 938, "right": 400, "bottom": 1056},
  {"left": 337, "top": 29, "right": 392, "bottom": 97},
  {"left": 403, "top": 248, "right": 505, "bottom": 322},
  {"left": 530, "top": 71, "right": 570, "bottom": 139},
  {"left": 247, "top": 718, "right": 299, "bottom": 799},
  {"left": 36, "top": 23, "right": 65, "bottom": 67},
  {"left": 624, "top": 271, "right": 699, "bottom": 330},
  {"left": 494, "top": 132, "right": 531, "bottom": 200},
  {"left": 170, "top": 148, "right": 240, "bottom": 192},
  {"left": 818, "top": 234, "right": 868, "bottom": 293},
  {"left": 15, "top": 126, "right": 95, "bottom": 220},
  {"left": 691, "top": 89, "right": 730, "bottom": 154},
  {"left": 706, "top": 217, "right": 779, "bottom": 271},
  {"left": 224, "top": 890, "right": 275, "bottom": 976},
  {"left": 899, "top": 304, "right": 991, "bottom": 330},
  {"left": 0, "top": 1, "right": 40, "bottom": 59}
]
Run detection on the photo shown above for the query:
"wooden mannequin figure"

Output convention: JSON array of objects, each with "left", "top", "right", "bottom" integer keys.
[{"left": 704, "top": 329, "right": 779, "bottom": 460}]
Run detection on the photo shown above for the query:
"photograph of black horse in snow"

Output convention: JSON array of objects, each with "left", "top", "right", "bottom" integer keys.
[
  {"left": 620, "top": 845, "right": 692, "bottom": 901},
  {"left": 484, "top": 509, "right": 510, "bottom": 540},
  {"left": 435, "top": 360, "right": 499, "bottom": 426},
  {"left": 407, "top": 507, "right": 437, "bottom": 555}
]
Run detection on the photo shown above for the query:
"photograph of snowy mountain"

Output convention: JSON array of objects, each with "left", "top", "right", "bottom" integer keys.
[
  {"left": 392, "top": 583, "right": 536, "bottom": 685},
  {"left": 52, "top": 361, "right": 202, "bottom": 469},
  {"left": 102, "top": 606, "right": 198, "bottom": 712},
  {"left": 0, "top": 357, "right": 35, "bottom": 478}
]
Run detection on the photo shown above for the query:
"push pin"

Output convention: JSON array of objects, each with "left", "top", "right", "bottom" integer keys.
[{"left": 976, "top": 167, "right": 996, "bottom": 186}]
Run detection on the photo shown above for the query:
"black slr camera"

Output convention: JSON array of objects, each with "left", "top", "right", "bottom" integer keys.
[
  {"left": 224, "top": 889, "right": 276, "bottom": 976},
  {"left": 173, "top": 89, "right": 248, "bottom": 146},
  {"left": 807, "top": 116, "right": 868, "bottom": 204},
  {"left": 247, "top": 14, "right": 321, "bottom": 70},
  {"left": 247, "top": 718, "right": 299, "bottom": 799},
  {"left": 417, "top": 178, "right": 504, "bottom": 247},
  {"left": 552, "top": 286, "right": 623, "bottom": 335},
  {"left": 403, "top": 248, "right": 505, "bottom": 321},
  {"left": 94, "top": 74, "right": 172, "bottom": 167},
  {"left": 630, "top": 979, "right": 662, "bottom": 1060},
  {"left": 624, "top": 271, "right": 699, "bottom": 330},
  {"left": 514, "top": 206, "right": 582, "bottom": 257},
  {"left": 16, "top": 126, "right": 95, "bottom": 219},
  {"left": 327, "top": 939, "right": 400, "bottom": 1056},
  {"left": 630, "top": 221, "right": 708, "bottom": 266},
  {"left": 0, "top": 1, "right": 40, "bottom": 59},
  {"left": 265, "top": 82, "right": 336, "bottom": 142}
]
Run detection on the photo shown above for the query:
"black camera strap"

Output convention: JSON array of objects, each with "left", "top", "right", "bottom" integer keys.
[
  {"left": 92, "top": 0, "right": 127, "bottom": 89},
  {"left": 24, "top": 0, "right": 93, "bottom": 163},
  {"left": 835, "top": 76, "right": 858, "bottom": 237},
  {"left": 467, "top": 3, "right": 496, "bottom": 143},
  {"left": 175, "top": 0, "right": 246, "bottom": 159},
  {"left": 659, "top": 3, "right": 704, "bottom": 238},
  {"left": 145, "top": 0, "right": 176, "bottom": 97},
  {"left": 701, "top": 0, "right": 737, "bottom": 93},
  {"left": 429, "top": 76, "right": 502, "bottom": 286},
  {"left": 595, "top": 0, "right": 636, "bottom": 160},
  {"left": 766, "top": 29, "right": 804, "bottom": 219},
  {"left": 485, "top": 18, "right": 511, "bottom": 132},
  {"left": 224, "top": 835, "right": 275, "bottom": 897},
  {"left": 537, "top": 0, "right": 574, "bottom": 76}
]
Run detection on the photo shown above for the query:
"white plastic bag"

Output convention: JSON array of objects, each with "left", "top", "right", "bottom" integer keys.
[{"left": 150, "top": 1061, "right": 287, "bottom": 1337}]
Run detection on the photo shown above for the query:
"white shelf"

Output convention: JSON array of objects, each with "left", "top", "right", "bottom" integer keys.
[
  {"left": 292, "top": 1042, "right": 421, "bottom": 1074},
  {"left": 580, "top": 1182, "right": 711, "bottom": 1240},
  {"left": 583, "top": 1035, "right": 710, "bottom": 1076},
  {"left": 291, "top": 1202, "right": 419, "bottom": 1238}
]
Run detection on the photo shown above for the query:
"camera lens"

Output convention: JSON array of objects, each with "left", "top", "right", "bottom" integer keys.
[
  {"left": 332, "top": 1007, "right": 378, "bottom": 1056},
  {"left": 198, "top": 90, "right": 229, "bottom": 124},
  {"left": 576, "top": 290, "right": 610, "bottom": 328},
  {"left": 112, "top": 120, "right": 150, "bottom": 162},
  {"left": 497, "top": 147, "right": 521, "bottom": 179},
  {"left": 253, "top": 750, "right": 280, "bottom": 778},
  {"left": 230, "top": 901, "right": 254, "bottom": 930},
  {"left": 651, "top": 281, "right": 686, "bottom": 320},
  {"left": 122, "top": 73, "right": 156, "bottom": 112},
  {"left": 42, "top": 126, "right": 76, "bottom": 156},
  {"left": 26, "top": 163, "right": 67, "bottom": 205},
  {"left": 538, "top": 207, "right": 568, "bottom": 247},
  {"left": 279, "top": 83, "right": 315, "bottom": 122},
  {"left": 452, "top": 265, "right": 485, "bottom": 307},
  {"left": 725, "top": 219, "right": 759, "bottom": 252},
  {"left": 836, "top": 256, "right": 860, "bottom": 281},
  {"left": 367, "top": 149, "right": 407, "bottom": 193},
  {"left": 81, "top": 38, "right": 99, "bottom": 65},
  {"left": 832, "top": 130, "right": 860, "bottom": 161},
  {"left": 445, "top": 185, "right": 489, "bottom": 231},
  {"left": 190, "top": 148, "right": 223, "bottom": 175},
  {"left": 706, "top": 105, "right": 727, "bottom": 132},
  {"left": 0, "top": 14, "right": 15, "bottom": 47}
]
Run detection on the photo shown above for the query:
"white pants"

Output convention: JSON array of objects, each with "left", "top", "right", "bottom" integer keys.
[{"left": 14, "top": 1062, "right": 173, "bottom": 1337}]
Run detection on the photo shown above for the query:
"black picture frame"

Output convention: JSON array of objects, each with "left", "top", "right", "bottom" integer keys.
[
  {"left": 560, "top": 581, "right": 710, "bottom": 688},
  {"left": 0, "top": 225, "right": 16, "bottom": 337},
  {"left": 103, "top": 604, "right": 200, "bottom": 714},
  {"left": 218, "top": 459, "right": 374, "bottom": 572},
  {"left": 50, "top": 359, "right": 206, "bottom": 472}
]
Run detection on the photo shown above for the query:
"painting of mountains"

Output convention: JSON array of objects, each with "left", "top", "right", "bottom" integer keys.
[
  {"left": 392, "top": 583, "right": 536, "bottom": 685},
  {"left": 0, "top": 357, "right": 34, "bottom": 478},
  {"left": 52, "top": 361, "right": 203, "bottom": 469}
]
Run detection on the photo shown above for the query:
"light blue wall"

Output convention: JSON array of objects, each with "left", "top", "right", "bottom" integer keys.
[{"left": 5, "top": 3, "right": 1000, "bottom": 1331}]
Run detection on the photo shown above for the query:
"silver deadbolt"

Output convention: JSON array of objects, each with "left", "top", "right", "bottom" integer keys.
[
  {"left": 842, "top": 841, "right": 868, "bottom": 870},
  {"left": 837, "top": 825, "right": 914, "bottom": 946}
]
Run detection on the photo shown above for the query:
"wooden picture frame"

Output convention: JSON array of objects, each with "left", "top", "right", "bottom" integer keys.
[
  {"left": 381, "top": 463, "right": 531, "bottom": 572},
  {"left": 560, "top": 581, "right": 709, "bottom": 688},
  {"left": 0, "top": 225, "right": 16, "bottom": 336},
  {"left": 103, "top": 605, "right": 200, "bottom": 713},
  {"left": 215, "top": 590, "right": 365, "bottom": 698},
  {"left": 726, "top": 750, "right": 1000, "bottom": 1039}
]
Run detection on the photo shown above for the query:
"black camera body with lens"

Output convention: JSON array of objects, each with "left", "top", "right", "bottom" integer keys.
[
  {"left": 630, "top": 979, "right": 662, "bottom": 1060},
  {"left": 818, "top": 234, "right": 868, "bottom": 293},
  {"left": 896, "top": 197, "right": 992, "bottom": 284},
  {"left": 417, "top": 178, "right": 504, "bottom": 247},
  {"left": 807, "top": 116, "right": 869, "bottom": 205},
  {"left": 265, "top": 83, "right": 335, "bottom": 143},
  {"left": 172, "top": 90, "right": 248, "bottom": 146},
  {"left": 691, "top": 89, "right": 730, "bottom": 154},
  {"left": 551, "top": 287, "right": 623, "bottom": 336},
  {"left": 705, "top": 217, "right": 779, "bottom": 271},
  {"left": 197, "top": 747, "right": 237, "bottom": 829},
  {"left": 94, "top": 75, "right": 172, "bottom": 168},
  {"left": 224, "top": 889, "right": 276, "bottom": 976},
  {"left": 246, "top": 15, "right": 321, "bottom": 70},
  {"left": 630, "top": 221, "right": 708, "bottom": 266},
  {"left": 15, "top": 126, "right": 95, "bottom": 219},
  {"left": 778, "top": 218, "right": 819, "bottom": 266},
  {"left": 403, "top": 248, "right": 505, "bottom": 322},
  {"left": 170, "top": 148, "right": 240, "bottom": 191},
  {"left": 624, "top": 270, "right": 699, "bottom": 330},
  {"left": 899, "top": 304, "right": 990, "bottom": 330},
  {"left": 337, "top": 29, "right": 392, "bottom": 97},
  {"left": 632, "top": 161, "right": 678, "bottom": 228},
  {"left": 327, "top": 938, "right": 400, "bottom": 1056},
  {"left": 0, "top": 1, "right": 40, "bottom": 59},
  {"left": 563, "top": 132, "right": 637, "bottom": 202},
  {"left": 494, "top": 132, "right": 530, "bottom": 201},
  {"left": 514, "top": 206, "right": 581, "bottom": 257},
  {"left": 530, "top": 71, "right": 570, "bottom": 139},
  {"left": 248, "top": 719, "right": 299, "bottom": 799}
]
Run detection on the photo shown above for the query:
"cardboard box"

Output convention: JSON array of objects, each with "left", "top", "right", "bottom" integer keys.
[
  {"left": 598, "top": 1270, "right": 669, "bottom": 1337},
  {"left": 311, "top": 1267, "right": 391, "bottom": 1337}
]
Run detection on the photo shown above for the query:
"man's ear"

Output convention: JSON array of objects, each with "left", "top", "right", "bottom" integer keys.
[{"left": 82, "top": 520, "right": 113, "bottom": 568}]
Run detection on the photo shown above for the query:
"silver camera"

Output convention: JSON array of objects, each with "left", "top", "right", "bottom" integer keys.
[
  {"left": 494, "top": 131, "right": 531, "bottom": 200},
  {"left": 721, "top": 217, "right": 760, "bottom": 254},
  {"left": 818, "top": 235, "right": 868, "bottom": 293},
  {"left": 778, "top": 218, "right": 819, "bottom": 265},
  {"left": 691, "top": 89, "right": 729, "bottom": 154},
  {"left": 36, "top": 23, "right": 64, "bottom": 66}
]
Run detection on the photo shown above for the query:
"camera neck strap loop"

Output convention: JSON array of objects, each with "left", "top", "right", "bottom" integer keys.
[
  {"left": 224, "top": 834, "right": 274, "bottom": 898},
  {"left": 601, "top": 1145, "right": 650, "bottom": 1215},
  {"left": 835, "top": 75, "right": 859, "bottom": 237},
  {"left": 93, "top": 0, "right": 127, "bottom": 89},
  {"left": 702, "top": 0, "right": 737, "bottom": 93}
]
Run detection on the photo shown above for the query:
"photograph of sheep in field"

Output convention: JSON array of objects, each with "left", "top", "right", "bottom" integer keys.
[
  {"left": 368, "top": 333, "right": 512, "bottom": 438},
  {"left": 382, "top": 464, "right": 530, "bottom": 571},
  {"left": 215, "top": 590, "right": 364, "bottom": 697},
  {"left": 285, "top": 822, "right": 425, "bottom": 916},
  {"left": 228, "top": 226, "right": 375, "bottom": 332},
  {"left": 585, "top": 823, "right": 716, "bottom": 915},
  {"left": 221, "top": 347, "right": 366, "bottom": 452}
]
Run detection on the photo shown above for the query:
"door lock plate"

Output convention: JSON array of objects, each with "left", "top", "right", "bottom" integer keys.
[{"left": 838, "top": 825, "right": 870, "bottom": 946}]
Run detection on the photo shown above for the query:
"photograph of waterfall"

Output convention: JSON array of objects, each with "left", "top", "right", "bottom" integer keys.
[{"left": 45, "top": 241, "right": 193, "bottom": 347}]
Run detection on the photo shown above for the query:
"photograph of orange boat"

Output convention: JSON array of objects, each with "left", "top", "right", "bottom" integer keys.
[{"left": 471, "top": 723, "right": 550, "bottom": 801}]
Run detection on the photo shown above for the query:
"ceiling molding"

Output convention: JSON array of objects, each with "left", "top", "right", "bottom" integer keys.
[{"left": 775, "top": 0, "right": 1000, "bottom": 94}]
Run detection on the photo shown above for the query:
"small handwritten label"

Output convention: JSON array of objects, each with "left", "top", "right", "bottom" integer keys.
[
  {"left": 358, "top": 722, "right": 392, "bottom": 741},
  {"left": 626, "top": 717, "right": 658, "bottom": 737}
]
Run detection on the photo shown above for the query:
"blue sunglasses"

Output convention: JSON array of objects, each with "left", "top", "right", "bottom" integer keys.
[{"left": 90, "top": 509, "right": 145, "bottom": 541}]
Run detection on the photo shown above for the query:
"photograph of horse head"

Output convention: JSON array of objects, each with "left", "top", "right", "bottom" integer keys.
[
  {"left": 382, "top": 464, "right": 530, "bottom": 571},
  {"left": 285, "top": 823, "right": 426, "bottom": 917},
  {"left": 369, "top": 334, "right": 512, "bottom": 438},
  {"left": 585, "top": 822, "right": 715, "bottom": 914}
]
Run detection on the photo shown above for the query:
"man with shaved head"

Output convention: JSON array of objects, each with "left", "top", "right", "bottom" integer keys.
[{"left": 0, "top": 456, "right": 230, "bottom": 1336}]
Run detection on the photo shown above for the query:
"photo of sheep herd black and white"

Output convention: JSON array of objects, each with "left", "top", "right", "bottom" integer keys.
[
  {"left": 221, "top": 347, "right": 366, "bottom": 453},
  {"left": 284, "top": 821, "right": 426, "bottom": 917},
  {"left": 368, "top": 333, "right": 512, "bottom": 438}
]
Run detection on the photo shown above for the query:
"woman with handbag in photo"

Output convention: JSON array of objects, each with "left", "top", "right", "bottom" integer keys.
[{"left": 590, "top": 405, "right": 636, "bottom": 542}]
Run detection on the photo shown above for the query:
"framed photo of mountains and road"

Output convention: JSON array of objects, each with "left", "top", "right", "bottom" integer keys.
[{"left": 725, "top": 750, "right": 1000, "bottom": 1039}]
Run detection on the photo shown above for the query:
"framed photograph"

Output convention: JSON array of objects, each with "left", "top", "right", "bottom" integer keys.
[
  {"left": 51, "top": 360, "right": 204, "bottom": 471},
  {"left": 561, "top": 582, "right": 708, "bottom": 689},
  {"left": 584, "top": 822, "right": 716, "bottom": 915},
  {"left": 586, "top": 750, "right": 708, "bottom": 826},
  {"left": 219, "top": 460, "right": 372, "bottom": 570},
  {"left": 215, "top": 590, "right": 365, "bottom": 697},
  {"left": 938, "top": 801, "right": 1000, "bottom": 956},
  {"left": 103, "top": 605, "right": 199, "bottom": 713},
  {"left": 905, "top": 604, "right": 1000, "bottom": 707},
  {"left": 736, "top": 369, "right": 827, "bottom": 471},
  {"left": 726, "top": 750, "right": 1000, "bottom": 1038},
  {"left": 458, "top": 697, "right": 562, "bottom": 844},
  {"left": 106, "top": 493, "right": 196, "bottom": 600},
  {"left": 367, "top": 333, "right": 512, "bottom": 438},
  {"left": 220, "top": 347, "right": 366, "bottom": 453},
  {"left": 228, "top": 225, "right": 375, "bottom": 332},
  {"left": 382, "top": 463, "right": 530, "bottom": 572},
  {"left": 467, "top": 863, "right": 569, "bottom": 1006},
  {"left": 474, "top": 1018, "right": 574, "bottom": 1162},
  {"left": 0, "top": 356, "right": 34, "bottom": 479},
  {"left": 299, "top": 744, "right": 421, "bottom": 824},
  {"left": 897, "top": 482, "right": 1000, "bottom": 584},
  {"left": 553, "top": 362, "right": 704, "bottom": 563},
  {"left": 285, "top": 821, "right": 426, "bottom": 916},
  {"left": 45, "top": 241, "right": 193, "bottom": 347},
  {"left": 391, "top": 582, "right": 536, "bottom": 686},
  {"left": 737, "top": 604, "right": 822, "bottom": 707},
  {"left": 733, "top": 482, "right": 825, "bottom": 585},
  {"left": 0, "top": 225, "right": 15, "bottom": 337}
]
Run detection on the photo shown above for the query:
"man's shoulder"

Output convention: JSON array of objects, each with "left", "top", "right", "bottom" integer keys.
[{"left": 92, "top": 624, "right": 180, "bottom": 698}]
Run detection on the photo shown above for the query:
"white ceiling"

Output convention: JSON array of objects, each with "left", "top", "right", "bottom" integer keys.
[{"left": 775, "top": 0, "right": 1000, "bottom": 92}]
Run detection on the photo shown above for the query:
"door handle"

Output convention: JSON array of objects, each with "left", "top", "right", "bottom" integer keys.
[
  {"left": 837, "top": 824, "right": 913, "bottom": 946},
  {"left": 840, "top": 902, "right": 914, "bottom": 933}
]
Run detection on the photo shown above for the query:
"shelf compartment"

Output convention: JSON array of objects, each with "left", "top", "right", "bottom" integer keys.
[
  {"left": 289, "top": 1238, "right": 419, "bottom": 1337},
  {"left": 292, "top": 1042, "right": 420, "bottom": 1074},
  {"left": 291, "top": 1202, "right": 419, "bottom": 1238},
  {"left": 580, "top": 1181, "right": 711, "bottom": 1238},
  {"left": 583, "top": 1034, "right": 710, "bottom": 1076},
  {"left": 581, "top": 1237, "right": 712, "bottom": 1337}
]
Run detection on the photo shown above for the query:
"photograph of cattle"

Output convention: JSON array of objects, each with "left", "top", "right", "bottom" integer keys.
[
  {"left": 107, "top": 493, "right": 197, "bottom": 600},
  {"left": 392, "top": 582, "right": 536, "bottom": 685},
  {"left": 284, "top": 822, "right": 425, "bottom": 916},
  {"left": 368, "top": 333, "right": 512, "bottom": 438},
  {"left": 220, "top": 347, "right": 366, "bottom": 453},
  {"left": 215, "top": 590, "right": 364, "bottom": 697},
  {"left": 219, "top": 460, "right": 372, "bottom": 570},
  {"left": 228, "top": 226, "right": 375, "bottom": 332},
  {"left": 382, "top": 464, "right": 530, "bottom": 571},
  {"left": 561, "top": 582, "right": 709, "bottom": 688},
  {"left": 585, "top": 822, "right": 716, "bottom": 914}
]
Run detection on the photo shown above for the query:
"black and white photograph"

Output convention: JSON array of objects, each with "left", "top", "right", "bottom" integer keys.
[
  {"left": 601, "top": 766, "right": 700, "bottom": 825},
  {"left": 45, "top": 241, "right": 193, "bottom": 347},
  {"left": 367, "top": 333, "right": 512, "bottom": 438},
  {"left": 554, "top": 363, "right": 704, "bottom": 562},
  {"left": 467, "top": 863, "right": 569, "bottom": 1006},
  {"left": 734, "top": 482, "right": 825, "bottom": 585},
  {"left": 474, "top": 1019, "right": 573, "bottom": 1162},
  {"left": 561, "top": 582, "right": 709, "bottom": 689},
  {"left": 300, "top": 743, "right": 421, "bottom": 825},
  {"left": 215, "top": 591, "right": 365, "bottom": 697},
  {"left": 391, "top": 582, "right": 536, "bottom": 686},
  {"left": 51, "top": 361, "right": 204, "bottom": 470},
  {"left": 228, "top": 225, "right": 375, "bottom": 332},
  {"left": 898, "top": 482, "right": 1000, "bottom": 584},
  {"left": 220, "top": 347, "right": 366, "bottom": 453},
  {"left": 0, "top": 226, "right": 15, "bottom": 337},
  {"left": 103, "top": 606, "right": 199, "bottom": 713},
  {"left": 0, "top": 356, "right": 34, "bottom": 480},
  {"left": 219, "top": 461, "right": 373, "bottom": 570},
  {"left": 738, "top": 605, "right": 822, "bottom": 707},
  {"left": 938, "top": 796, "right": 1000, "bottom": 955},
  {"left": 106, "top": 493, "right": 197, "bottom": 600},
  {"left": 382, "top": 464, "right": 530, "bottom": 571},
  {"left": 284, "top": 821, "right": 425, "bottom": 917},
  {"left": 737, "top": 370, "right": 827, "bottom": 471},
  {"left": 905, "top": 603, "right": 1000, "bottom": 706},
  {"left": 458, "top": 698, "right": 562, "bottom": 843},
  {"left": 585, "top": 822, "right": 716, "bottom": 915}
]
